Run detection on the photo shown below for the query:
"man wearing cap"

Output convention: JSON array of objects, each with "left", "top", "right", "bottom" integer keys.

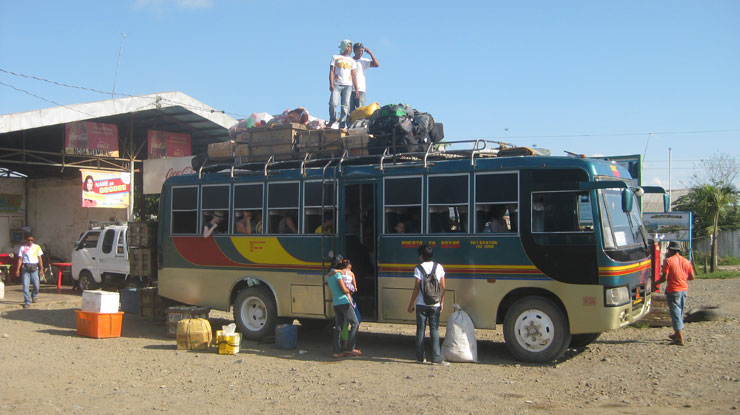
[
  {"left": 329, "top": 39, "right": 358, "bottom": 129},
  {"left": 349, "top": 42, "right": 380, "bottom": 114},
  {"left": 656, "top": 241, "right": 695, "bottom": 346}
]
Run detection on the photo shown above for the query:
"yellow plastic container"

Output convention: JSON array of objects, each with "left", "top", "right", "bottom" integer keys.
[{"left": 216, "top": 330, "right": 241, "bottom": 355}]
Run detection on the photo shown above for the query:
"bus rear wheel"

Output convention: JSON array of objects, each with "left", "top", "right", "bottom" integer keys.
[
  {"left": 503, "top": 296, "right": 571, "bottom": 363},
  {"left": 233, "top": 286, "right": 277, "bottom": 341}
]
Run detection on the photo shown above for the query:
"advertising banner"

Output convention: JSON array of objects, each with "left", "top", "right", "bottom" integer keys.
[
  {"left": 143, "top": 156, "right": 195, "bottom": 194},
  {"left": 147, "top": 130, "right": 192, "bottom": 159},
  {"left": 643, "top": 211, "right": 692, "bottom": 241},
  {"left": 65, "top": 121, "right": 120, "bottom": 157},
  {"left": 0, "top": 194, "right": 23, "bottom": 212},
  {"left": 81, "top": 169, "right": 130, "bottom": 208}
]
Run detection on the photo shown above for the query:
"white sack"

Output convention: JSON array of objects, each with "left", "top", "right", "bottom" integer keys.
[{"left": 442, "top": 304, "right": 477, "bottom": 362}]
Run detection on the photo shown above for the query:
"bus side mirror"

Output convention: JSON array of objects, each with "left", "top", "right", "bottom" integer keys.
[
  {"left": 663, "top": 193, "right": 670, "bottom": 212},
  {"left": 622, "top": 189, "right": 634, "bottom": 212}
]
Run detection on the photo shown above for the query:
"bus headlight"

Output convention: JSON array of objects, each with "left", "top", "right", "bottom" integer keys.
[{"left": 605, "top": 286, "right": 630, "bottom": 306}]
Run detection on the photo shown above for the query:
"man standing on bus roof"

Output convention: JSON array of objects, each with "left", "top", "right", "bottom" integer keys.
[
  {"left": 349, "top": 42, "right": 380, "bottom": 114},
  {"left": 407, "top": 244, "right": 449, "bottom": 365},
  {"left": 329, "top": 39, "right": 358, "bottom": 129},
  {"left": 656, "top": 241, "right": 695, "bottom": 346}
]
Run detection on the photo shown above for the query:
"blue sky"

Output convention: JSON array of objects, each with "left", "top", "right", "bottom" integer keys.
[{"left": 1, "top": 0, "right": 738, "bottom": 189}]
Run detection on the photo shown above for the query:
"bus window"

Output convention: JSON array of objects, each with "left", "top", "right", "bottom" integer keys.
[
  {"left": 384, "top": 176, "right": 422, "bottom": 233},
  {"left": 201, "top": 185, "right": 230, "bottom": 235},
  {"left": 234, "top": 183, "right": 264, "bottom": 234},
  {"left": 532, "top": 191, "right": 593, "bottom": 233},
  {"left": 304, "top": 181, "right": 336, "bottom": 234},
  {"left": 171, "top": 186, "right": 198, "bottom": 234},
  {"left": 268, "top": 182, "right": 299, "bottom": 234},
  {"left": 475, "top": 173, "right": 518, "bottom": 233},
  {"left": 428, "top": 174, "right": 468, "bottom": 233}
]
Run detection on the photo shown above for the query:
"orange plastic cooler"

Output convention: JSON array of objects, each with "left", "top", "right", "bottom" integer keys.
[{"left": 75, "top": 310, "right": 124, "bottom": 338}]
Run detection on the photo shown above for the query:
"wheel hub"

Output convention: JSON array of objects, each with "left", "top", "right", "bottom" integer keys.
[{"left": 514, "top": 309, "right": 554, "bottom": 352}]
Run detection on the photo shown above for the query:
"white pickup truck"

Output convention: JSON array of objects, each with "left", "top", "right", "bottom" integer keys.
[{"left": 71, "top": 224, "right": 138, "bottom": 290}]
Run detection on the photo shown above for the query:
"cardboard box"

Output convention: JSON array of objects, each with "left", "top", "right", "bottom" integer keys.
[
  {"left": 166, "top": 306, "right": 210, "bottom": 338},
  {"left": 207, "top": 141, "right": 236, "bottom": 160},
  {"left": 75, "top": 310, "right": 124, "bottom": 338},
  {"left": 81, "top": 290, "right": 120, "bottom": 313},
  {"left": 216, "top": 330, "right": 242, "bottom": 355}
]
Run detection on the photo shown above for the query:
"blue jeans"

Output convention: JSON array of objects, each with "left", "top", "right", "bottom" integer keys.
[
  {"left": 329, "top": 85, "right": 352, "bottom": 127},
  {"left": 22, "top": 268, "right": 40, "bottom": 305},
  {"left": 415, "top": 305, "right": 441, "bottom": 363},
  {"left": 350, "top": 91, "right": 366, "bottom": 114},
  {"left": 666, "top": 291, "right": 687, "bottom": 331},
  {"left": 333, "top": 303, "right": 359, "bottom": 353}
]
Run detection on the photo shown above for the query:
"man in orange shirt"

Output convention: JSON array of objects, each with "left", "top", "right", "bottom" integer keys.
[{"left": 656, "top": 241, "right": 695, "bottom": 346}]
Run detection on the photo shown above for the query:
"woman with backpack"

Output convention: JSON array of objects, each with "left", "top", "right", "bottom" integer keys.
[{"left": 407, "top": 244, "right": 449, "bottom": 365}]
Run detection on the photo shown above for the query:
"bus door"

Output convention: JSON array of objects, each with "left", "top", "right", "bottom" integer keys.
[{"left": 340, "top": 182, "right": 378, "bottom": 321}]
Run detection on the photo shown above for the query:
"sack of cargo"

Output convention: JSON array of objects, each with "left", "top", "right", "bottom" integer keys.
[
  {"left": 350, "top": 101, "right": 379, "bottom": 122},
  {"left": 429, "top": 122, "right": 444, "bottom": 143},
  {"left": 412, "top": 111, "right": 435, "bottom": 143},
  {"left": 442, "top": 304, "right": 478, "bottom": 363},
  {"left": 176, "top": 318, "right": 213, "bottom": 350}
]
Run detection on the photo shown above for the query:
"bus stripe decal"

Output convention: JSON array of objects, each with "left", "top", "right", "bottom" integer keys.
[{"left": 172, "top": 236, "right": 244, "bottom": 267}]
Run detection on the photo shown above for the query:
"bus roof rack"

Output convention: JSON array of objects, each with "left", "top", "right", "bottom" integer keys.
[{"left": 194, "top": 139, "right": 547, "bottom": 176}]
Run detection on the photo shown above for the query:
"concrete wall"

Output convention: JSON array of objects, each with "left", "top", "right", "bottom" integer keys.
[
  {"left": 27, "top": 177, "right": 126, "bottom": 262},
  {"left": 0, "top": 177, "right": 27, "bottom": 254}
]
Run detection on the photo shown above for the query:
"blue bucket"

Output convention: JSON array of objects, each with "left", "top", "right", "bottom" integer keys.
[
  {"left": 275, "top": 324, "right": 297, "bottom": 349},
  {"left": 119, "top": 288, "right": 139, "bottom": 314}
]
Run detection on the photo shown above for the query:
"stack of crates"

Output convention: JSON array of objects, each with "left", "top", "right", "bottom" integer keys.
[
  {"left": 165, "top": 306, "right": 210, "bottom": 338},
  {"left": 139, "top": 287, "right": 167, "bottom": 321},
  {"left": 127, "top": 222, "right": 158, "bottom": 282}
]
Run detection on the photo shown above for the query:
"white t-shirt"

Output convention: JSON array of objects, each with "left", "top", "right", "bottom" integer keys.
[
  {"left": 352, "top": 58, "right": 373, "bottom": 92},
  {"left": 414, "top": 261, "right": 445, "bottom": 307},
  {"left": 330, "top": 54, "right": 355, "bottom": 86},
  {"left": 18, "top": 243, "right": 43, "bottom": 265}
]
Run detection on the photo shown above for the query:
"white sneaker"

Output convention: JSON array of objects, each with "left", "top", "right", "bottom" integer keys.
[{"left": 432, "top": 361, "right": 450, "bottom": 366}]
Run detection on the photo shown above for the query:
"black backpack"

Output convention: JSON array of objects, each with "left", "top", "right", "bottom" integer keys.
[{"left": 416, "top": 262, "right": 442, "bottom": 305}]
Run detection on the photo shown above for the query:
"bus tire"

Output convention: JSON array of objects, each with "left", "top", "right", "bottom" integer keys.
[
  {"left": 233, "top": 285, "right": 277, "bottom": 341},
  {"left": 78, "top": 271, "right": 99, "bottom": 292},
  {"left": 503, "top": 296, "right": 571, "bottom": 363},
  {"left": 569, "top": 333, "right": 601, "bottom": 348}
]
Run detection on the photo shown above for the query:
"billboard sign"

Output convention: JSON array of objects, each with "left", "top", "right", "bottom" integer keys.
[
  {"left": 81, "top": 169, "right": 130, "bottom": 208},
  {"left": 643, "top": 211, "right": 692, "bottom": 241},
  {"left": 147, "top": 130, "right": 192, "bottom": 159},
  {"left": 65, "top": 121, "right": 119, "bottom": 157}
]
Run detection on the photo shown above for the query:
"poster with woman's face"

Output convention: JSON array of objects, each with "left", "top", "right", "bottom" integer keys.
[{"left": 80, "top": 169, "right": 130, "bottom": 208}]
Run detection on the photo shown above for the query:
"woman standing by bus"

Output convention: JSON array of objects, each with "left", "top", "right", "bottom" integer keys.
[{"left": 327, "top": 255, "right": 361, "bottom": 358}]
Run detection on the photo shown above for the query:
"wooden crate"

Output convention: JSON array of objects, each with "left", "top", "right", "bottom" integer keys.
[
  {"left": 139, "top": 287, "right": 166, "bottom": 321},
  {"left": 165, "top": 306, "right": 210, "bottom": 338},
  {"left": 246, "top": 124, "right": 306, "bottom": 161},
  {"left": 343, "top": 134, "right": 370, "bottom": 156},
  {"left": 130, "top": 247, "right": 157, "bottom": 278},
  {"left": 207, "top": 141, "right": 236, "bottom": 160},
  {"left": 127, "top": 222, "right": 158, "bottom": 248}
]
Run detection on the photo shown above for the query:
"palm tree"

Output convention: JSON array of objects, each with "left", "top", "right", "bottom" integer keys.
[{"left": 691, "top": 184, "right": 738, "bottom": 272}]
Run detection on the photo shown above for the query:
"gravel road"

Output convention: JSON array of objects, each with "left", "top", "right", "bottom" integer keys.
[{"left": 1, "top": 278, "right": 739, "bottom": 414}]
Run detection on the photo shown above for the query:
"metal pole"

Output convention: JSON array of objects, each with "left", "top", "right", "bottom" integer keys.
[
  {"left": 112, "top": 33, "right": 127, "bottom": 99},
  {"left": 668, "top": 147, "right": 672, "bottom": 212}
]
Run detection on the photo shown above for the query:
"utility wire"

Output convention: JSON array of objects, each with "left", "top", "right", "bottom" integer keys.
[{"left": 0, "top": 81, "right": 94, "bottom": 117}]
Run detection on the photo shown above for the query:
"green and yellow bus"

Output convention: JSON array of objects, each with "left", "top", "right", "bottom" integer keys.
[{"left": 157, "top": 143, "right": 660, "bottom": 362}]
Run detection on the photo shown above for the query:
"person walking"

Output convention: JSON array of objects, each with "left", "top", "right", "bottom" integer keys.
[
  {"left": 14, "top": 233, "right": 45, "bottom": 309},
  {"left": 656, "top": 241, "right": 695, "bottom": 346},
  {"left": 349, "top": 42, "right": 380, "bottom": 114},
  {"left": 327, "top": 255, "right": 361, "bottom": 358},
  {"left": 407, "top": 244, "right": 448, "bottom": 365},
  {"left": 329, "top": 39, "right": 358, "bottom": 129}
]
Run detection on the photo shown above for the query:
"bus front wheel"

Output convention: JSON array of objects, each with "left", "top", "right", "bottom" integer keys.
[
  {"left": 503, "top": 296, "right": 571, "bottom": 363},
  {"left": 233, "top": 286, "right": 277, "bottom": 341}
]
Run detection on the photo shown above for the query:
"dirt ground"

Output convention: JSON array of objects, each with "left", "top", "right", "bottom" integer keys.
[{"left": 1, "top": 278, "right": 739, "bottom": 415}]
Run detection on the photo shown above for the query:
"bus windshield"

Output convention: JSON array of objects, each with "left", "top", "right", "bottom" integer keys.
[{"left": 598, "top": 188, "right": 646, "bottom": 249}]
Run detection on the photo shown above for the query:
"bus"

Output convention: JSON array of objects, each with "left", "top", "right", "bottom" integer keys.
[{"left": 157, "top": 142, "right": 660, "bottom": 362}]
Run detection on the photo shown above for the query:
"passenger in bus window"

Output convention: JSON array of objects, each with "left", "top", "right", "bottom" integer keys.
[
  {"left": 483, "top": 205, "right": 509, "bottom": 233},
  {"left": 314, "top": 212, "right": 334, "bottom": 234},
  {"left": 203, "top": 211, "right": 225, "bottom": 238},
  {"left": 235, "top": 210, "right": 253, "bottom": 234},
  {"left": 277, "top": 210, "right": 297, "bottom": 234},
  {"left": 393, "top": 221, "right": 406, "bottom": 233}
]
